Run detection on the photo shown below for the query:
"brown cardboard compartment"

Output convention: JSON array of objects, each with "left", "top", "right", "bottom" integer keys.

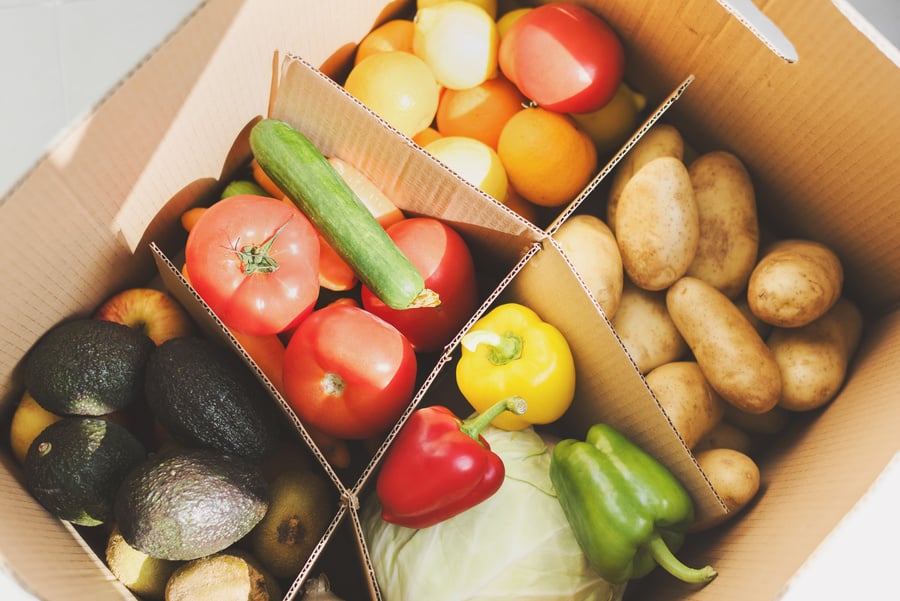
[{"left": 0, "top": 0, "right": 897, "bottom": 600}]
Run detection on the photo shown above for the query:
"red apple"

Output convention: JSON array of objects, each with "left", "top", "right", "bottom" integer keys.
[{"left": 93, "top": 287, "right": 195, "bottom": 345}]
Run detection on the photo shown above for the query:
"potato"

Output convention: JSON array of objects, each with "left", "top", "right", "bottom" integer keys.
[
  {"left": 606, "top": 123, "right": 684, "bottom": 233},
  {"left": 736, "top": 297, "right": 772, "bottom": 339},
  {"left": 722, "top": 403, "right": 791, "bottom": 436},
  {"left": 747, "top": 239, "right": 844, "bottom": 328},
  {"left": 553, "top": 214, "right": 624, "bottom": 318},
  {"left": 685, "top": 151, "right": 759, "bottom": 298},
  {"left": 667, "top": 276, "right": 782, "bottom": 414},
  {"left": 693, "top": 420, "right": 754, "bottom": 456},
  {"left": 645, "top": 361, "right": 726, "bottom": 449},
  {"left": 611, "top": 279, "right": 688, "bottom": 374},
  {"left": 769, "top": 297, "right": 863, "bottom": 411},
  {"left": 690, "top": 448, "right": 761, "bottom": 532},
  {"left": 616, "top": 156, "right": 699, "bottom": 291}
]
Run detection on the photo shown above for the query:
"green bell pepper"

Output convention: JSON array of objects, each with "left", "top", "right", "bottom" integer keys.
[{"left": 549, "top": 423, "right": 717, "bottom": 585}]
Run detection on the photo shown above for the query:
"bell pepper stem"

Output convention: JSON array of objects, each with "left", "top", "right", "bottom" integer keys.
[
  {"left": 645, "top": 532, "right": 717, "bottom": 584},
  {"left": 460, "top": 329, "right": 523, "bottom": 365},
  {"left": 459, "top": 396, "right": 527, "bottom": 442}
]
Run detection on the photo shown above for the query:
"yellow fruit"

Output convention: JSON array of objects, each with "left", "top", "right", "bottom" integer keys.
[
  {"left": 425, "top": 135, "right": 509, "bottom": 201},
  {"left": 497, "top": 106, "right": 598, "bottom": 207},
  {"left": 354, "top": 19, "right": 415, "bottom": 65},
  {"left": 496, "top": 7, "right": 531, "bottom": 38},
  {"left": 571, "top": 82, "right": 648, "bottom": 157},
  {"left": 418, "top": 0, "right": 498, "bottom": 19},
  {"left": 414, "top": 1, "right": 499, "bottom": 90},
  {"left": 344, "top": 51, "right": 441, "bottom": 138},
  {"left": 9, "top": 390, "right": 61, "bottom": 464},
  {"left": 106, "top": 526, "right": 179, "bottom": 601}
]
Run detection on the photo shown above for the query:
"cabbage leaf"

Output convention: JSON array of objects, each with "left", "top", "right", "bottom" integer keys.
[{"left": 362, "top": 426, "right": 626, "bottom": 601}]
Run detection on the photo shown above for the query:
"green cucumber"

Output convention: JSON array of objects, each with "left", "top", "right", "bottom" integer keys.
[{"left": 249, "top": 118, "right": 438, "bottom": 310}]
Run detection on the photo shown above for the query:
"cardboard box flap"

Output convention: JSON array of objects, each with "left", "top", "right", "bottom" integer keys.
[
  {"left": 594, "top": 0, "right": 900, "bottom": 314},
  {"left": 0, "top": 165, "right": 153, "bottom": 409},
  {"left": 714, "top": 0, "right": 798, "bottom": 61}
]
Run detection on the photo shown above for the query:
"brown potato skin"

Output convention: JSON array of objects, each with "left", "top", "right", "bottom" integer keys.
[
  {"left": 645, "top": 361, "right": 726, "bottom": 449},
  {"left": 693, "top": 420, "right": 754, "bottom": 456},
  {"left": 667, "top": 276, "right": 782, "bottom": 414},
  {"left": 690, "top": 448, "right": 761, "bottom": 532},
  {"left": 616, "top": 156, "right": 699, "bottom": 291},
  {"left": 612, "top": 280, "right": 688, "bottom": 374},
  {"left": 747, "top": 239, "right": 844, "bottom": 328},
  {"left": 769, "top": 297, "right": 863, "bottom": 411},
  {"left": 685, "top": 151, "right": 760, "bottom": 299},
  {"left": 607, "top": 123, "right": 684, "bottom": 233},
  {"left": 554, "top": 214, "right": 624, "bottom": 319}
]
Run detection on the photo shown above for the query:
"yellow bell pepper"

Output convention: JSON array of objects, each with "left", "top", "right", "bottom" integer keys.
[{"left": 455, "top": 302, "right": 576, "bottom": 430}]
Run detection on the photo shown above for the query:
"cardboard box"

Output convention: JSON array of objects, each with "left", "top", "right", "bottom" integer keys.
[{"left": 1, "top": 1, "right": 897, "bottom": 600}]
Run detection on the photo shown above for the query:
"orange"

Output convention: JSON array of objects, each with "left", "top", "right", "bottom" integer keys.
[
  {"left": 435, "top": 74, "right": 526, "bottom": 149},
  {"left": 344, "top": 51, "right": 441, "bottom": 138},
  {"left": 354, "top": 19, "right": 415, "bottom": 66},
  {"left": 497, "top": 106, "right": 598, "bottom": 207},
  {"left": 413, "top": 126, "right": 443, "bottom": 146},
  {"left": 500, "top": 184, "right": 541, "bottom": 225}
]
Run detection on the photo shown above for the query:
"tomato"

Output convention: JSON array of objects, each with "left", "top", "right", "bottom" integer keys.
[
  {"left": 360, "top": 217, "right": 479, "bottom": 353},
  {"left": 498, "top": 2, "right": 625, "bottom": 115},
  {"left": 282, "top": 303, "right": 417, "bottom": 440},
  {"left": 185, "top": 194, "right": 320, "bottom": 336}
]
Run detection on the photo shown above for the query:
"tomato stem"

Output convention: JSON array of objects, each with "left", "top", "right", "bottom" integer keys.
[{"left": 236, "top": 218, "right": 292, "bottom": 274}]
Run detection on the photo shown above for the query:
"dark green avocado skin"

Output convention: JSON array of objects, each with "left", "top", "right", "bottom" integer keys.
[
  {"left": 114, "top": 448, "right": 269, "bottom": 561},
  {"left": 24, "top": 318, "right": 155, "bottom": 416},
  {"left": 144, "top": 337, "right": 282, "bottom": 460},
  {"left": 24, "top": 417, "right": 146, "bottom": 527}
]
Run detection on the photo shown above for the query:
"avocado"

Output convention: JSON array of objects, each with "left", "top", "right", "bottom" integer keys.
[
  {"left": 24, "top": 416, "right": 146, "bottom": 526},
  {"left": 24, "top": 318, "right": 155, "bottom": 416},
  {"left": 144, "top": 337, "right": 282, "bottom": 460},
  {"left": 114, "top": 448, "right": 269, "bottom": 561}
]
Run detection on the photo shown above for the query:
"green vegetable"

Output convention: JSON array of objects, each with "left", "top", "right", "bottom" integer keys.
[
  {"left": 550, "top": 423, "right": 717, "bottom": 585},
  {"left": 363, "top": 426, "right": 625, "bottom": 601},
  {"left": 249, "top": 118, "right": 438, "bottom": 310},
  {"left": 220, "top": 179, "right": 269, "bottom": 199}
]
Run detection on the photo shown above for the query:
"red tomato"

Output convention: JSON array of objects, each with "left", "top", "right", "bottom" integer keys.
[
  {"left": 499, "top": 2, "right": 625, "bottom": 115},
  {"left": 185, "top": 194, "right": 320, "bottom": 336},
  {"left": 360, "top": 218, "right": 479, "bottom": 353},
  {"left": 282, "top": 303, "right": 417, "bottom": 440}
]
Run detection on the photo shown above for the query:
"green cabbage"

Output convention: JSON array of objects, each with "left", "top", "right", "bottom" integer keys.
[{"left": 361, "top": 425, "right": 626, "bottom": 601}]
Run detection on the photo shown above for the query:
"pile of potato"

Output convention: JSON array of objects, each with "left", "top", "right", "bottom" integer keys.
[{"left": 554, "top": 123, "right": 863, "bottom": 531}]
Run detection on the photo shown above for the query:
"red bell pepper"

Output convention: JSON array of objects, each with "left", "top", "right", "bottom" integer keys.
[{"left": 375, "top": 396, "right": 527, "bottom": 529}]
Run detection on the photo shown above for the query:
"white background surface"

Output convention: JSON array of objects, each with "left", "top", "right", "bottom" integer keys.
[{"left": 0, "top": 1, "right": 898, "bottom": 600}]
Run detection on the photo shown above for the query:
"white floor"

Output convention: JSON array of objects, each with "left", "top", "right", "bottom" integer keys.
[
  {"left": 0, "top": 0, "right": 205, "bottom": 199},
  {"left": 0, "top": 1, "right": 897, "bottom": 600}
]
